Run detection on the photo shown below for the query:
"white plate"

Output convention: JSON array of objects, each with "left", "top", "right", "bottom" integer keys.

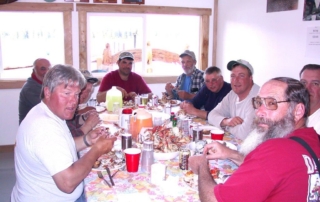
[
  {"left": 154, "top": 151, "right": 179, "bottom": 160},
  {"left": 96, "top": 106, "right": 106, "bottom": 113},
  {"left": 100, "top": 113, "right": 119, "bottom": 123},
  {"left": 169, "top": 100, "right": 181, "bottom": 107}
]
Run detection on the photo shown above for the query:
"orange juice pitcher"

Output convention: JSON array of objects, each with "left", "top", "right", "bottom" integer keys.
[{"left": 129, "top": 109, "right": 153, "bottom": 142}]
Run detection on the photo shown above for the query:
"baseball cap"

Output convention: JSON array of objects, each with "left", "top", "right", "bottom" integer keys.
[
  {"left": 179, "top": 50, "right": 196, "bottom": 61},
  {"left": 119, "top": 51, "right": 134, "bottom": 60},
  {"left": 80, "top": 69, "right": 99, "bottom": 84},
  {"left": 227, "top": 59, "right": 254, "bottom": 75}
]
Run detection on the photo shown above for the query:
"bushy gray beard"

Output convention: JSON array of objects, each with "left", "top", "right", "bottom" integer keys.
[
  {"left": 239, "top": 112, "right": 295, "bottom": 156},
  {"left": 185, "top": 66, "right": 195, "bottom": 75}
]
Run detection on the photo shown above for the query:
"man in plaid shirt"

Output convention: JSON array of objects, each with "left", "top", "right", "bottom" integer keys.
[{"left": 165, "top": 50, "right": 204, "bottom": 101}]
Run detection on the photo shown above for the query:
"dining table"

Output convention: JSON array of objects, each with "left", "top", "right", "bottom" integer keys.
[{"left": 81, "top": 105, "right": 242, "bottom": 202}]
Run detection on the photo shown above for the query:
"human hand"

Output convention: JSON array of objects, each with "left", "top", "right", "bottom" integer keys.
[
  {"left": 87, "top": 126, "right": 107, "bottom": 145},
  {"left": 93, "top": 134, "right": 117, "bottom": 154},
  {"left": 127, "top": 92, "right": 137, "bottom": 100},
  {"left": 203, "top": 141, "right": 234, "bottom": 160},
  {"left": 83, "top": 110, "right": 101, "bottom": 129},
  {"left": 188, "top": 155, "right": 207, "bottom": 175},
  {"left": 221, "top": 116, "right": 243, "bottom": 127},
  {"left": 116, "top": 86, "right": 129, "bottom": 99},
  {"left": 177, "top": 90, "right": 191, "bottom": 100},
  {"left": 165, "top": 83, "right": 175, "bottom": 93},
  {"left": 181, "top": 102, "right": 196, "bottom": 115}
]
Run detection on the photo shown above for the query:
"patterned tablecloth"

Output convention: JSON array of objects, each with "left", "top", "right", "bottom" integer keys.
[{"left": 83, "top": 132, "right": 241, "bottom": 202}]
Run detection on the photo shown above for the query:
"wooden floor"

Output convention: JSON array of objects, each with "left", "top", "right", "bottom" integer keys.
[{"left": 0, "top": 152, "right": 15, "bottom": 202}]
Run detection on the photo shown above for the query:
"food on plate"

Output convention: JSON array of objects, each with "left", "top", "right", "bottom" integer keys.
[
  {"left": 92, "top": 151, "right": 125, "bottom": 171},
  {"left": 183, "top": 170, "right": 198, "bottom": 189},
  {"left": 93, "top": 160, "right": 101, "bottom": 168},
  {"left": 139, "top": 120, "right": 191, "bottom": 153},
  {"left": 210, "top": 167, "right": 220, "bottom": 179}
]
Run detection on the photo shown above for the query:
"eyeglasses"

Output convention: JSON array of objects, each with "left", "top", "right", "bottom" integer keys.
[
  {"left": 252, "top": 96, "right": 291, "bottom": 110},
  {"left": 205, "top": 76, "right": 220, "bottom": 84}
]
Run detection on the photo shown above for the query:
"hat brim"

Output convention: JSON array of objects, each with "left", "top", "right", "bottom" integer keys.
[
  {"left": 227, "top": 61, "right": 240, "bottom": 71},
  {"left": 87, "top": 77, "right": 99, "bottom": 84}
]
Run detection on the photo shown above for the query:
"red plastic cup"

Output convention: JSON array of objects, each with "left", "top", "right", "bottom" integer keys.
[
  {"left": 124, "top": 148, "right": 141, "bottom": 172},
  {"left": 210, "top": 129, "right": 224, "bottom": 140}
]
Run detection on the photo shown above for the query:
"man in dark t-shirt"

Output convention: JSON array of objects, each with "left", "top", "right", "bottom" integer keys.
[{"left": 180, "top": 66, "right": 231, "bottom": 120}]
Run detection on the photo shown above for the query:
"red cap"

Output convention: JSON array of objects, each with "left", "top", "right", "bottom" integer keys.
[{"left": 122, "top": 108, "right": 133, "bottom": 114}]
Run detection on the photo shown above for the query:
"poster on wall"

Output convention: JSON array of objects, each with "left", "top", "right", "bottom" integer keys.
[
  {"left": 305, "top": 27, "right": 320, "bottom": 58},
  {"left": 266, "top": 0, "right": 298, "bottom": 13},
  {"left": 303, "top": 0, "right": 320, "bottom": 21}
]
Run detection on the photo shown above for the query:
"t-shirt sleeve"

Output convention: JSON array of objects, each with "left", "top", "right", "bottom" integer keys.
[
  {"left": 136, "top": 76, "right": 152, "bottom": 94},
  {"left": 33, "top": 120, "right": 74, "bottom": 176},
  {"left": 98, "top": 74, "right": 113, "bottom": 92}
]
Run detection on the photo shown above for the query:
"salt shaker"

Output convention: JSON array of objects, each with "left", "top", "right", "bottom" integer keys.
[{"left": 141, "top": 140, "right": 154, "bottom": 173}]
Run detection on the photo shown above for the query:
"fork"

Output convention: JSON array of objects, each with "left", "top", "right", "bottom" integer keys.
[{"left": 97, "top": 171, "right": 112, "bottom": 188}]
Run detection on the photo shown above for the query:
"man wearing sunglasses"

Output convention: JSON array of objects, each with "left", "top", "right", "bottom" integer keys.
[
  {"left": 300, "top": 64, "right": 320, "bottom": 134},
  {"left": 180, "top": 66, "right": 231, "bottom": 120},
  {"left": 207, "top": 59, "right": 260, "bottom": 140},
  {"left": 189, "top": 77, "right": 320, "bottom": 202}
]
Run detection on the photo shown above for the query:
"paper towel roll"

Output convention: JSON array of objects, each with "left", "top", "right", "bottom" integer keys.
[{"left": 150, "top": 163, "right": 166, "bottom": 185}]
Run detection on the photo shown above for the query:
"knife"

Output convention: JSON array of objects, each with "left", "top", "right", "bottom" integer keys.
[{"left": 105, "top": 167, "right": 115, "bottom": 186}]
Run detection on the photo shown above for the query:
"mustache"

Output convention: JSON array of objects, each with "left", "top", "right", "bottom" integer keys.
[{"left": 253, "top": 117, "right": 274, "bottom": 126}]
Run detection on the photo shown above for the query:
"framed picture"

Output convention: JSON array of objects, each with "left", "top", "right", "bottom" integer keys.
[
  {"left": 122, "top": 0, "right": 145, "bottom": 4},
  {"left": 93, "top": 0, "right": 117, "bottom": 3}
]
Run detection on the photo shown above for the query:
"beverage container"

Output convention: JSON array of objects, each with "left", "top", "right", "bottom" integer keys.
[
  {"left": 129, "top": 109, "right": 153, "bottom": 142},
  {"left": 141, "top": 94, "right": 148, "bottom": 105},
  {"left": 180, "top": 118, "right": 190, "bottom": 136},
  {"left": 141, "top": 140, "right": 154, "bottom": 173},
  {"left": 192, "top": 128, "right": 203, "bottom": 142},
  {"left": 121, "top": 133, "right": 132, "bottom": 150},
  {"left": 210, "top": 129, "right": 225, "bottom": 140},
  {"left": 135, "top": 95, "right": 141, "bottom": 106},
  {"left": 151, "top": 163, "right": 166, "bottom": 184},
  {"left": 124, "top": 148, "right": 141, "bottom": 172},
  {"left": 179, "top": 149, "right": 190, "bottom": 170},
  {"left": 151, "top": 95, "right": 158, "bottom": 106},
  {"left": 113, "top": 102, "right": 120, "bottom": 114},
  {"left": 106, "top": 86, "right": 123, "bottom": 112},
  {"left": 164, "top": 103, "right": 171, "bottom": 115},
  {"left": 120, "top": 108, "right": 133, "bottom": 131}
]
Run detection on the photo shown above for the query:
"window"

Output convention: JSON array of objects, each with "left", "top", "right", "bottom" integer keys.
[
  {"left": 77, "top": 4, "right": 211, "bottom": 82},
  {"left": 88, "top": 14, "right": 200, "bottom": 76},
  {"left": 0, "top": 12, "right": 64, "bottom": 79}
]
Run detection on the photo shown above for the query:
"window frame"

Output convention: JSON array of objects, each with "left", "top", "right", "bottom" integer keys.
[
  {"left": 0, "top": 2, "right": 218, "bottom": 88},
  {"left": 77, "top": 4, "right": 212, "bottom": 84},
  {"left": 0, "top": 2, "right": 73, "bottom": 89}
]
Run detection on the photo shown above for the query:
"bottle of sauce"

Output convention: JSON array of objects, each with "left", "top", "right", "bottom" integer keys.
[{"left": 106, "top": 86, "right": 123, "bottom": 112}]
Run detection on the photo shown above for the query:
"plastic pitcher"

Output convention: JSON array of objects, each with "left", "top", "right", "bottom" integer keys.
[
  {"left": 106, "top": 86, "right": 123, "bottom": 112},
  {"left": 129, "top": 108, "right": 153, "bottom": 142}
]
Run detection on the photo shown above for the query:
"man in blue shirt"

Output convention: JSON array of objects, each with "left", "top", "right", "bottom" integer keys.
[
  {"left": 180, "top": 66, "right": 231, "bottom": 120},
  {"left": 165, "top": 50, "right": 204, "bottom": 101}
]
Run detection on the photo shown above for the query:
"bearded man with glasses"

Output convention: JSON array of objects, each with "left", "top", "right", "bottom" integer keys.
[{"left": 189, "top": 77, "right": 320, "bottom": 202}]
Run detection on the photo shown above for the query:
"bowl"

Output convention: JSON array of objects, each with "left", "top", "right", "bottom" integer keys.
[{"left": 154, "top": 151, "right": 179, "bottom": 160}]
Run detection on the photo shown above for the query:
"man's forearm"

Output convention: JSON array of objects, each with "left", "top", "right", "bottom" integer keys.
[{"left": 198, "top": 159, "right": 218, "bottom": 202}]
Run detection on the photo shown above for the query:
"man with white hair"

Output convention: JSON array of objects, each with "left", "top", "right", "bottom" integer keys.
[
  {"left": 165, "top": 50, "right": 204, "bottom": 101},
  {"left": 189, "top": 77, "right": 320, "bottom": 202}
]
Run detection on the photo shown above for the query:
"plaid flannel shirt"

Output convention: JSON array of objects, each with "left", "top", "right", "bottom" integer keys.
[{"left": 172, "top": 67, "right": 204, "bottom": 100}]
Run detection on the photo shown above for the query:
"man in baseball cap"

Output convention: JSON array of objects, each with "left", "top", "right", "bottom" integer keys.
[
  {"left": 97, "top": 51, "right": 152, "bottom": 102},
  {"left": 208, "top": 59, "right": 260, "bottom": 140},
  {"left": 165, "top": 50, "right": 204, "bottom": 101}
]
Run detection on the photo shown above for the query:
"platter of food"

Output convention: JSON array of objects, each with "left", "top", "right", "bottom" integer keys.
[{"left": 92, "top": 150, "right": 125, "bottom": 171}]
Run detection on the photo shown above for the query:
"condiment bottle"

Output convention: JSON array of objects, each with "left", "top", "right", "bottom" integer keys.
[
  {"left": 170, "top": 112, "right": 175, "bottom": 121},
  {"left": 141, "top": 140, "right": 154, "bottom": 173},
  {"left": 120, "top": 108, "right": 133, "bottom": 131},
  {"left": 106, "top": 86, "right": 123, "bottom": 112}
]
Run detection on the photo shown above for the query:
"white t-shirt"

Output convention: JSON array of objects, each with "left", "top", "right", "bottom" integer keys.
[
  {"left": 208, "top": 83, "right": 260, "bottom": 140},
  {"left": 11, "top": 102, "right": 83, "bottom": 202},
  {"left": 307, "top": 108, "right": 320, "bottom": 134}
]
